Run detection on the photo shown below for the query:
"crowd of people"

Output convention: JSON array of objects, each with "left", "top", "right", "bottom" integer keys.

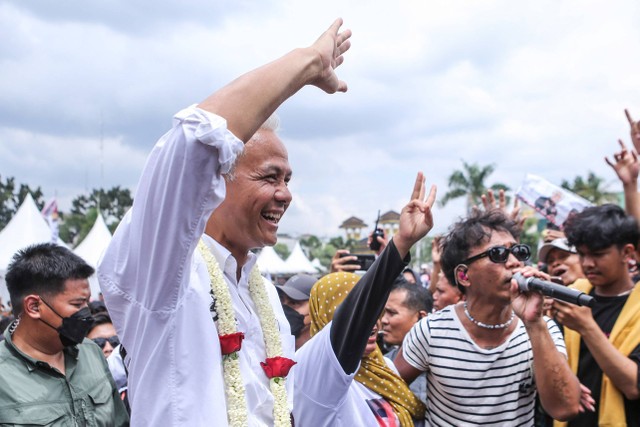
[{"left": 1, "top": 18, "right": 639, "bottom": 427}]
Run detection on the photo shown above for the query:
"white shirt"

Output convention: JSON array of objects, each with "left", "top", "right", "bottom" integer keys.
[
  {"left": 293, "top": 323, "right": 399, "bottom": 427},
  {"left": 98, "top": 106, "right": 294, "bottom": 426}
]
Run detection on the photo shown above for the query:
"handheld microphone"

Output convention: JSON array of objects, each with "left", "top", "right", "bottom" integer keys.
[{"left": 513, "top": 272, "right": 594, "bottom": 307}]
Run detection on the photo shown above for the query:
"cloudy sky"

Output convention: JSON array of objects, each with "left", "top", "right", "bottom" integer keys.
[{"left": 2, "top": 0, "right": 639, "bottom": 239}]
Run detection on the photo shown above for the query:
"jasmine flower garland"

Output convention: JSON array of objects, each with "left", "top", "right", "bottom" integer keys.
[
  {"left": 198, "top": 240, "right": 292, "bottom": 427},
  {"left": 249, "top": 267, "right": 292, "bottom": 426},
  {"left": 198, "top": 240, "right": 247, "bottom": 427}
]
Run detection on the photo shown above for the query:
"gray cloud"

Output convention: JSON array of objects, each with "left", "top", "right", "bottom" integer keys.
[{"left": 1, "top": 0, "right": 639, "bottom": 239}]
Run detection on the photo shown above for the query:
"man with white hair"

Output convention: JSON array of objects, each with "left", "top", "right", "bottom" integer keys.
[{"left": 98, "top": 19, "right": 352, "bottom": 426}]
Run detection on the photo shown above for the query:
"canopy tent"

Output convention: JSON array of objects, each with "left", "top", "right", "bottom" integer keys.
[
  {"left": 311, "top": 257, "right": 326, "bottom": 273},
  {"left": 256, "top": 246, "right": 288, "bottom": 275},
  {"left": 0, "top": 194, "right": 67, "bottom": 304},
  {"left": 283, "top": 242, "right": 318, "bottom": 275},
  {"left": 74, "top": 214, "right": 112, "bottom": 298}
]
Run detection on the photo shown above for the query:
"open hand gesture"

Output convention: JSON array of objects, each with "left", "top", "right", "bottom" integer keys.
[
  {"left": 309, "top": 18, "right": 352, "bottom": 94},
  {"left": 393, "top": 172, "right": 437, "bottom": 258},
  {"left": 478, "top": 189, "right": 526, "bottom": 229}
]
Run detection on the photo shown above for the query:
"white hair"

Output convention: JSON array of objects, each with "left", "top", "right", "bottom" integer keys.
[{"left": 226, "top": 112, "right": 281, "bottom": 181}]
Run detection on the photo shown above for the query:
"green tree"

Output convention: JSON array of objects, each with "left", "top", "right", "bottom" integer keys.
[
  {"left": 519, "top": 217, "right": 541, "bottom": 263},
  {"left": 273, "top": 243, "right": 291, "bottom": 260},
  {"left": 59, "top": 186, "right": 133, "bottom": 246},
  {"left": 300, "top": 235, "right": 322, "bottom": 253},
  {"left": 0, "top": 175, "right": 45, "bottom": 229},
  {"left": 70, "top": 186, "right": 133, "bottom": 228},
  {"left": 560, "top": 172, "right": 617, "bottom": 205},
  {"left": 440, "top": 161, "right": 509, "bottom": 211}
]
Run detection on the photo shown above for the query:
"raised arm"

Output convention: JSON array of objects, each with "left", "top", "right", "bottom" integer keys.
[
  {"left": 331, "top": 173, "right": 437, "bottom": 373},
  {"left": 198, "top": 18, "right": 351, "bottom": 142},
  {"left": 510, "top": 267, "right": 581, "bottom": 421},
  {"left": 605, "top": 138, "right": 640, "bottom": 221}
]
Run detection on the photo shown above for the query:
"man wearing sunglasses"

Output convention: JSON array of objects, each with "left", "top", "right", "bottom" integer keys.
[
  {"left": 394, "top": 209, "right": 581, "bottom": 425},
  {"left": 87, "top": 312, "right": 120, "bottom": 358}
]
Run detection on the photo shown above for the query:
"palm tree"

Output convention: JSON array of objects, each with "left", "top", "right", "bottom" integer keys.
[
  {"left": 440, "top": 161, "right": 510, "bottom": 211},
  {"left": 560, "top": 172, "right": 618, "bottom": 205}
]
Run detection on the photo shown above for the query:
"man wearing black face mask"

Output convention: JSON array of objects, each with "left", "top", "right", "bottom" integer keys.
[{"left": 0, "top": 243, "right": 129, "bottom": 426}]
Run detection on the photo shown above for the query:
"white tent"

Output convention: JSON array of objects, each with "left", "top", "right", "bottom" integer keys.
[
  {"left": 311, "top": 257, "right": 326, "bottom": 273},
  {"left": 74, "top": 214, "right": 112, "bottom": 298},
  {"left": 283, "top": 242, "right": 318, "bottom": 274},
  {"left": 256, "top": 246, "right": 288, "bottom": 275},
  {"left": 0, "top": 194, "right": 66, "bottom": 303}
]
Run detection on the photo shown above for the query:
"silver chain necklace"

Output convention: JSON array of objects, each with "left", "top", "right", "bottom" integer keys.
[{"left": 464, "top": 301, "right": 514, "bottom": 329}]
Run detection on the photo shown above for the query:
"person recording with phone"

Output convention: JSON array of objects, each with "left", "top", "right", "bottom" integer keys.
[
  {"left": 330, "top": 221, "right": 387, "bottom": 273},
  {"left": 394, "top": 209, "right": 581, "bottom": 425}
]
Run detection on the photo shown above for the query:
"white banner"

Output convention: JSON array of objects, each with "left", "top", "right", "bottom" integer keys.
[{"left": 516, "top": 174, "right": 593, "bottom": 229}]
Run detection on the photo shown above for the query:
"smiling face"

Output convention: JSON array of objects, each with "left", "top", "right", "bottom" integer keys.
[
  {"left": 545, "top": 248, "right": 584, "bottom": 285},
  {"left": 207, "top": 129, "right": 292, "bottom": 261}
]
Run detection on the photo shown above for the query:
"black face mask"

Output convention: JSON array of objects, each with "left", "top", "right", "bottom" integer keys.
[{"left": 39, "top": 298, "right": 94, "bottom": 347}]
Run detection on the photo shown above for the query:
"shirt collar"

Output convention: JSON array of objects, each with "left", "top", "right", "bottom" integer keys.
[
  {"left": 201, "top": 234, "right": 258, "bottom": 285},
  {"left": 2, "top": 321, "right": 78, "bottom": 373}
]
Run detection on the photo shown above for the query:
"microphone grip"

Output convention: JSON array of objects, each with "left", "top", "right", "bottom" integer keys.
[{"left": 514, "top": 273, "right": 595, "bottom": 307}]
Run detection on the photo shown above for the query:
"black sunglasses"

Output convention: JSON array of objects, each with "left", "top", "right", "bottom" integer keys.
[
  {"left": 92, "top": 336, "right": 120, "bottom": 349},
  {"left": 463, "top": 244, "right": 531, "bottom": 265}
]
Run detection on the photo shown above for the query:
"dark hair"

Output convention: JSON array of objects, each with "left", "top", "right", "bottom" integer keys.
[
  {"left": 564, "top": 204, "right": 639, "bottom": 251},
  {"left": 88, "top": 312, "right": 113, "bottom": 335},
  {"left": 89, "top": 300, "right": 108, "bottom": 315},
  {"left": 5, "top": 243, "right": 95, "bottom": 317},
  {"left": 401, "top": 267, "right": 420, "bottom": 284},
  {"left": 391, "top": 281, "right": 433, "bottom": 314},
  {"left": 441, "top": 210, "right": 521, "bottom": 290}
]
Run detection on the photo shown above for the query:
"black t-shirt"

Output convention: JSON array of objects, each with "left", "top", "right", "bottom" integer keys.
[{"left": 568, "top": 291, "right": 640, "bottom": 427}]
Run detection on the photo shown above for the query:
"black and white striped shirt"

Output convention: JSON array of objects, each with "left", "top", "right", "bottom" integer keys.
[{"left": 402, "top": 306, "right": 566, "bottom": 426}]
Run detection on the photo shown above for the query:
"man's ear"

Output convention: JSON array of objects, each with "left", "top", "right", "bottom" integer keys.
[
  {"left": 22, "top": 295, "right": 42, "bottom": 319},
  {"left": 417, "top": 310, "right": 428, "bottom": 320},
  {"left": 622, "top": 243, "right": 636, "bottom": 263},
  {"left": 454, "top": 265, "right": 471, "bottom": 289}
]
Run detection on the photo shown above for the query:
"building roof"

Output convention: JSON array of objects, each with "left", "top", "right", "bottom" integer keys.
[
  {"left": 380, "top": 210, "right": 400, "bottom": 223},
  {"left": 339, "top": 216, "right": 368, "bottom": 229}
]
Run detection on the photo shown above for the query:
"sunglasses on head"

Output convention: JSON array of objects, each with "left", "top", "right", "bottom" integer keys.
[
  {"left": 92, "top": 336, "right": 120, "bottom": 349},
  {"left": 463, "top": 244, "right": 531, "bottom": 265}
]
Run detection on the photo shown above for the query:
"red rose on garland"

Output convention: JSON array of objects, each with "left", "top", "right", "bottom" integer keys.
[
  {"left": 219, "top": 332, "right": 245, "bottom": 355},
  {"left": 260, "top": 356, "right": 297, "bottom": 379}
]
